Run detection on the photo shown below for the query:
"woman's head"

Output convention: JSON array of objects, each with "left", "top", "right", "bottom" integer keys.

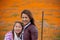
[
  {"left": 21, "top": 10, "right": 35, "bottom": 25},
  {"left": 13, "top": 21, "right": 23, "bottom": 34}
]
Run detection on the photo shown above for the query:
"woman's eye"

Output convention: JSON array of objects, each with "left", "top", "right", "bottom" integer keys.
[
  {"left": 22, "top": 17, "right": 27, "bottom": 18},
  {"left": 25, "top": 17, "right": 27, "bottom": 18}
]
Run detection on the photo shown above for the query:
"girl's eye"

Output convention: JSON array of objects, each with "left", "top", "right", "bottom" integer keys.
[
  {"left": 19, "top": 26, "right": 21, "bottom": 28},
  {"left": 16, "top": 26, "right": 17, "bottom": 27},
  {"left": 15, "top": 25, "right": 22, "bottom": 28},
  {"left": 22, "top": 17, "right": 24, "bottom": 18}
]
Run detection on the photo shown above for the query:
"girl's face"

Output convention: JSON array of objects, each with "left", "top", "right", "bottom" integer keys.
[
  {"left": 14, "top": 23, "right": 22, "bottom": 34},
  {"left": 21, "top": 14, "right": 30, "bottom": 25}
]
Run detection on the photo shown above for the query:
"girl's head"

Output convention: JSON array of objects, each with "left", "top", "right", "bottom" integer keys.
[
  {"left": 13, "top": 21, "right": 23, "bottom": 34},
  {"left": 21, "top": 10, "right": 35, "bottom": 25}
]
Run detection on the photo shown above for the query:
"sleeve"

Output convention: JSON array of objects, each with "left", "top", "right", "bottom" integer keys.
[
  {"left": 4, "top": 32, "right": 12, "bottom": 40},
  {"left": 4, "top": 35, "right": 11, "bottom": 40},
  {"left": 30, "top": 25, "right": 38, "bottom": 40}
]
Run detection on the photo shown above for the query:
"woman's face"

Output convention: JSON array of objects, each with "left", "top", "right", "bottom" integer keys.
[
  {"left": 21, "top": 14, "right": 30, "bottom": 25},
  {"left": 14, "top": 23, "right": 22, "bottom": 34}
]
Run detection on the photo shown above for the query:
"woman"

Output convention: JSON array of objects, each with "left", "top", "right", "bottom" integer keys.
[
  {"left": 4, "top": 21, "right": 23, "bottom": 40},
  {"left": 21, "top": 10, "right": 38, "bottom": 40}
]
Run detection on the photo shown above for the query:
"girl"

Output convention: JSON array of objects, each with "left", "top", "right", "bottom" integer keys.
[{"left": 4, "top": 21, "right": 23, "bottom": 40}]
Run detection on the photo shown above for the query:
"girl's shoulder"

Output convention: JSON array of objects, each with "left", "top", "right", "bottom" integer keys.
[
  {"left": 4, "top": 31, "right": 13, "bottom": 40},
  {"left": 5, "top": 31, "right": 13, "bottom": 37}
]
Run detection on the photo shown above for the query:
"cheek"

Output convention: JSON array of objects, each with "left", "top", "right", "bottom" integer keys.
[
  {"left": 25, "top": 18, "right": 30, "bottom": 22},
  {"left": 14, "top": 27, "right": 16, "bottom": 30},
  {"left": 18, "top": 28, "right": 22, "bottom": 31},
  {"left": 14, "top": 27, "right": 22, "bottom": 33},
  {"left": 27, "top": 18, "right": 30, "bottom": 22}
]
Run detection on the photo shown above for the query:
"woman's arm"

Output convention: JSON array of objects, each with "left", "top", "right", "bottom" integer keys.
[{"left": 30, "top": 25, "right": 38, "bottom": 40}]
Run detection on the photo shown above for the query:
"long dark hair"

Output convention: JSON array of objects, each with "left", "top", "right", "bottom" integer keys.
[
  {"left": 12, "top": 21, "right": 23, "bottom": 40},
  {"left": 21, "top": 10, "right": 35, "bottom": 25}
]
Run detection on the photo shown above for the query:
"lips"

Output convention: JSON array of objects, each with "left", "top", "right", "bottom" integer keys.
[{"left": 23, "top": 20, "right": 27, "bottom": 22}]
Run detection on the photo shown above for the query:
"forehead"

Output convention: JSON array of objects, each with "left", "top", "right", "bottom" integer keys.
[
  {"left": 22, "top": 13, "right": 29, "bottom": 17},
  {"left": 15, "top": 23, "right": 21, "bottom": 26}
]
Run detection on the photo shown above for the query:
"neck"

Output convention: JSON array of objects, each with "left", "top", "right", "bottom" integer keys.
[
  {"left": 24, "top": 22, "right": 31, "bottom": 26},
  {"left": 16, "top": 33, "right": 20, "bottom": 37}
]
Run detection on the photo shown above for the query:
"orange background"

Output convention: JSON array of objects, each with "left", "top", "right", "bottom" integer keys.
[{"left": 0, "top": 0, "right": 60, "bottom": 40}]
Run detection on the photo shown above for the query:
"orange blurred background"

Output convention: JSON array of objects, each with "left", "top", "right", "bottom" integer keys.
[{"left": 0, "top": 0, "right": 60, "bottom": 40}]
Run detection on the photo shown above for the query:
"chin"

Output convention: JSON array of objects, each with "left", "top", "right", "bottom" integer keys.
[
  {"left": 16, "top": 31, "right": 20, "bottom": 33},
  {"left": 24, "top": 23, "right": 27, "bottom": 25},
  {"left": 16, "top": 32, "right": 20, "bottom": 34}
]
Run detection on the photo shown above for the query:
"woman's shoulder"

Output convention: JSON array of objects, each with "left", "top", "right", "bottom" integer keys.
[
  {"left": 29, "top": 24, "right": 36, "bottom": 28},
  {"left": 29, "top": 24, "right": 37, "bottom": 30},
  {"left": 5, "top": 31, "right": 13, "bottom": 37}
]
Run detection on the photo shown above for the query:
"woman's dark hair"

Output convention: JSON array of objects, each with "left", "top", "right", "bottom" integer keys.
[
  {"left": 21, "top": 10, "right": 35, "bottom": 25},
  {"left": 12, "top": 21, "right": 23, "bottom": 40}
]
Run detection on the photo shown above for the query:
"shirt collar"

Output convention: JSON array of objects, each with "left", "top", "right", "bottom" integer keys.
[{"left": 24, "top": 22, "right": 31, "bottom": 29}]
